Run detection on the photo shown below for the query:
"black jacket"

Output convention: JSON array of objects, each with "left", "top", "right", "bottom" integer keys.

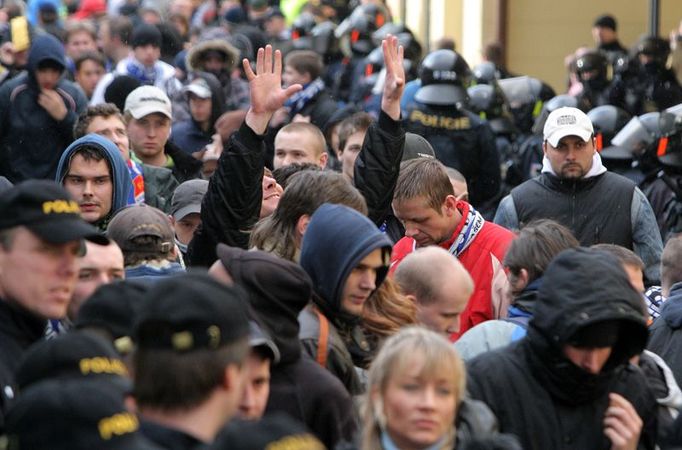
[
  {"left": 139, "top": 419, "right": 207, "bottom": 450},
  {"left": 648, "top": 282, "right": 682, "bottom": 386},
  {"left": 187, "top": 122, "right": 264, "bottom": 267},
  {"left": 215, "top": 245, "right": 358, "bottom": 449},
  {"left": 467, "top": 248, "right": 656, "bottom": 450},
  {"left": 354, "top": 111, "right": 406, "bottom": 243},
  {"left": 165, "top": 140, "right": 202, "bottom": 184},
  {"left": 404, "top": 104, "right": 501, "bottom": 207},
  {"left": 0, "top": 300, "right": 47, "bottom": 432}
]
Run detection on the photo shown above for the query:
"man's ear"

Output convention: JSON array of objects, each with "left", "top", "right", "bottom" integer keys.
[
  {"left": 443, "top": 195, "right": 458, "bottom": 216},
  {"left": 221, "top": 364, "right": 242, "bottom": 392},
  {"left": 542, "top": 140, "right": 548, "bottom": 156},
  {"left": 319, "top": 152, "right": 328, "bottom": 169},
  {"left": 518, "top": 268, "right": 530, "bottom": 289},
  {"left": 296, "top": 214, "right": 311, "bottom": 242}
]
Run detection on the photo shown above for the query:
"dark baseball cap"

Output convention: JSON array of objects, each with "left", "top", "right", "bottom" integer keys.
[
  {"left": 0, "top": 179, "right": 108, "bottom": 245},
  {"left": 171, "top": 179, "right": 208, "bottom": 220},
  {"left": 14, "top": 330, "right": 130, "bottom": 391},
  {"left": 134, "top": 272, "right": 250, "bottom": 352},
  {"left": 107, "top": 204, "right": 174, "bottom": 254},
  {"left": 6, "top": 378, "right": 161, "bottom": 450},
  {"left": 403, "top": 133, "right": 436, "bottom": 162},
  {"left": 248, "top": 321, "right": 280, "bottom": 364},
  {"left": 75, "top": 280, "right": 151, "bottom": 355}
]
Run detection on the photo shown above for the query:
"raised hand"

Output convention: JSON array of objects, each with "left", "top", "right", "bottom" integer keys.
[
  {"left": 381, "top": 34, "right": 405, "bottom": 121},
  {"left": 244, "top": 45, "right": 302, "bottom": 134}
]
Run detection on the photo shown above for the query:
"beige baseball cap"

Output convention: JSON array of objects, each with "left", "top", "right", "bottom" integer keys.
[{"left": 124, "top": 85, "right": 172, "bottom": 120}]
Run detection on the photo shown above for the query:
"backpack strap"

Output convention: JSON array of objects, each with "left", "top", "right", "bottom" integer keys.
[{"left": 314, "top": 307, "right": 330, "bottom": 368}]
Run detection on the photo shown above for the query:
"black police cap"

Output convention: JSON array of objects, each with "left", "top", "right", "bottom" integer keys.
[
  {"left": 0, "top": 179, "right": 107, "bottom": 245},
  {"left": 134, "top": 272, "right": 249, "bottom": 352}
]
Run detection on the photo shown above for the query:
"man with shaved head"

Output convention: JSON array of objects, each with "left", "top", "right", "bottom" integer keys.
[
  {"left": 273, "top": 122, "right": 328, "bottom": 170},
  {"left": 394, "top": 246, "right": 474, "bottom": 336}
]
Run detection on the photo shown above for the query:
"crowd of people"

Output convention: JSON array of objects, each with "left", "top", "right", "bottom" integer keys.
[{"left": 3, "top": 0, "right": 682, "bottom": 448}]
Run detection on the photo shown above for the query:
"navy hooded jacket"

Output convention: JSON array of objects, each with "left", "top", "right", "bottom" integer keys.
[
  {"left": 170, "top": 71, "right": 226, "bottom": 154},
  {"left": 0, "top": 34, "right": 87, "bottom": 182},
  {"left": 55, "top": 133, "right": 132, "bottom": 229},
  {"left": 300, "top": 203, "right": 392, "bottom": 319}
]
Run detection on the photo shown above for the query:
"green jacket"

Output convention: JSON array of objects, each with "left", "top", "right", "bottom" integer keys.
[{"left": 142, "top": 164, "right": 178, "bottom": 213}]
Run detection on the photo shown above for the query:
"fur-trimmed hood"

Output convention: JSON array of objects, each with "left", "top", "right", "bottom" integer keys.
[{"left": 186, "top": 39, "right": 240, "bottom": 72}]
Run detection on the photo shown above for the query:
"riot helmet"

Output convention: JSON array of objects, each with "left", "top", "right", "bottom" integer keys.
[
  {"left": 635, "top": 35, "right": 670, "bottom": 68},
  {"left": 575, "top": 51, "right": 609, "bottom": 90},
  {"left": 415, "top": 49, "right": 470, "bottom": 107},
  {"left": 335, "top": 3, "right": 389, "bottom": 56},
  {"left": 587, "top": 105, "right": 631, "bottom": 149}
]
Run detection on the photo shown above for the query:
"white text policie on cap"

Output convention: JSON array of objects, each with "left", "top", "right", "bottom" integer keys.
[
  {"left": 543, "top": 107, "right": 594, "bottom": 147},
  {"left": 124, "top": 86, "right": 172, "bottom": 120}
]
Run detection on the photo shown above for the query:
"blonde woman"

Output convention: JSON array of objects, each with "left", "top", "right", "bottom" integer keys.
[{"left": 362, "top": 327, "right": 465, "bottom": 450}]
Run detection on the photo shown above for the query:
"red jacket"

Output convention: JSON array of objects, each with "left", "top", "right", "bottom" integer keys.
[{"left": 391, "top": 201, "right": 515, "bottom": 339}]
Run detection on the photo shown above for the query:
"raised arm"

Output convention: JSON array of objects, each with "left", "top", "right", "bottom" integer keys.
[
  {"left": 380, "top": 34, "right": 405, "bottom": 120},
  {"left": 354, "top": 35, "right": 407, "bottom": 228},
  {"left": 187, "top": 46, "right": 301, "bottom": 266}
]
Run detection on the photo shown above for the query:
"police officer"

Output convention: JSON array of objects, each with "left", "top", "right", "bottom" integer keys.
[
  {"left": 574, "top": 50, "right": 612, "bottom": 112},
  {"left": 610, "top": 36, "right": 682, "bottom": 115},
  {"left": 404, "top": 49, "right": 501, "bottom": 211},
  {"left": 333, "top": 3, "right": 390, "bottom": 104}
]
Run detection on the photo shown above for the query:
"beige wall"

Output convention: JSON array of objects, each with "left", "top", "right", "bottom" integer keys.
[{"left": 386, "top": 0, "right": 682, "bottom": 94}]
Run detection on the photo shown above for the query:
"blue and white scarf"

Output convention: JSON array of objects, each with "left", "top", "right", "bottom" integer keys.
[
  {"left": 285, "top": 77, "right": 325, "bottom": 117},
  {"left": 126, "top": 58, "right": 159, "bottom": 85},
  {"left": 447, "top": 204, "right": 484, "bottom": 258}
]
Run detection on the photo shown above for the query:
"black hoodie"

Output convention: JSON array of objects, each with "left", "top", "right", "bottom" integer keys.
[
  {"left": 215, "top": 244, "right": 358, "bottom": 449},
  {"left": 0, "top": 33, "right": 87, "bottom": 182},
  {"left": 467, "top": 248, "right": 657, "bottom": 450}
]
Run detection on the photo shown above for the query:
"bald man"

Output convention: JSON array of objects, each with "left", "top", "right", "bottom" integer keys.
[{"left": 394, "top": 246, "right": 474, "bottom": 336}]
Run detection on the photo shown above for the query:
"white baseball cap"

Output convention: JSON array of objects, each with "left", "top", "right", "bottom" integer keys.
[
  {"left": 182, "top": 78, "right": 212, "bottom": 99},
  {"left": 543, "top": 107, "right": 594, "bottom": 147},
  {"left": 124, "top": 85, "right": 172, "bottom": 120}
]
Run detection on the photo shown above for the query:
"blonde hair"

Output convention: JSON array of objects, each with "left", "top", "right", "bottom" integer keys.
[{"left": 361, "top": 327, "right": 465, "bottom": 450}]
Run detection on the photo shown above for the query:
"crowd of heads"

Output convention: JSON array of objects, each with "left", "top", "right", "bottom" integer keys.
[{"left": 3, "top": 2, "right": 682, "bottom": 450}]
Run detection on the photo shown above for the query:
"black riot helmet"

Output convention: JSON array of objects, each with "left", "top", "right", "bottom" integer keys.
[
  {"left": 335, "top": 3, "right": 389, "bottom": 56},
  {"left": 473, "top": 61, "right": 499, "bottom": 84},
  {"left": 467, "top": 84, "right": 517, "bottom": 135},
  {"left": 497, "top": 76, "right": 555, "bottom": 134},
  {"left": 310, "top": 21, "right": 340, "bottom": 59},
  {"left": 371, "top": 22, "right": 407, "bottom": 46},
  {"left": 291, "top": 12, "right": 316, "bottom": 42},
  {"left": 635, "top": 35, "right": 670, "bottom": 67},
  {"left": 371, "top": 23, "right": 422, "bottom": 62},
  {"left": 415, "top": 49, "right": 471, "bottom": 107},
  {"left": 587, "top": 105, "right": 631, "bottom": 149},
  {"left": 575, "top": 51, "right": 609, "bottom": 85}
]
